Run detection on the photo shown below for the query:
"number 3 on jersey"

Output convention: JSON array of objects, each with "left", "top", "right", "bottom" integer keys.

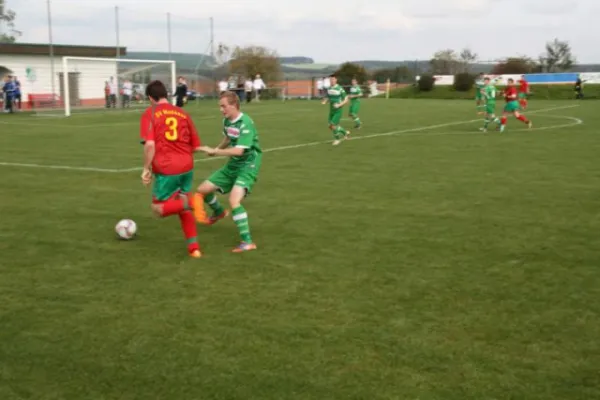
[{"left": 165, "top": 117, "right": 178, "bottom": 141}]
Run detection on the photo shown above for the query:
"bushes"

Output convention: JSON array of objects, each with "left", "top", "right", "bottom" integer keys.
[
  {"left": 417, "top": 74, "right": 435, "bottom": 91},
  {"left": 453, "top": 73, "right": 474, "bottom": 92}
]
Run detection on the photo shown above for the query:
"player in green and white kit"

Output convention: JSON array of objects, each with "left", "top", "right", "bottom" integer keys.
[
  {"left": 480, "top": 77, "right": 501, "bottom": 132},
  {"left": 475, "top": 72, "right": 485, "bottom": 114},
  {"left": 347, "top": 78, "right": 363, "bottom": 129},
  {"left": 194, "top": 91, "right": 261, "bottom": 253},
  {"left": 321, "top": 74, "right": 350, "bottom": 146}
]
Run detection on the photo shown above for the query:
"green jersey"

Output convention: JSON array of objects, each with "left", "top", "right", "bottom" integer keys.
[
  {"left": 483, "top": 85, "right": 497, "bottom": 103},
  {"left": 327, "top": 84, "right": 347, "bottom": 109},
  {"left": 223, "top": 113, "right": 262, "bottom": 168},
  {"left": 349, "top": 85, "right": 362, "bottom": 103}
]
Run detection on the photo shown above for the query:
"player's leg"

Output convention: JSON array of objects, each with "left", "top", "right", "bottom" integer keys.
[
  {"left": 193, "top": 167, "right": 233, "bottom": 224},
  {"left": 513, "top": 110, "right": 532, "bottom": 128},
  {"left": 349, "top": 103, "right": 362, "bottom": 129},
  {"left": 500, "top": 109, "right": 509, "bottom": 132},
  {"left": 228, "top": 165, "right": 260, "bottom": 252},
  {"left": 329, "top": 110, "right": 348, "bottom": 146}
]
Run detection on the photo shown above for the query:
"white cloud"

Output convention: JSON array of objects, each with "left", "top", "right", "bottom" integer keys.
[{"left": 6, "top": 0, "right": 599, "bottom": 63}]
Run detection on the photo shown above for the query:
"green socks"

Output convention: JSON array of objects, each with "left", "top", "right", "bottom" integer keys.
[
  {"left": 232, "top": 206, "right": 252, "bottom": 243},
  {"left": 333, "top": 126, "right": 346, "bottom": 139},
  {"left": 353, "top": 117, "right": 361, "bottom": 127},
  {"left": 204, "top": 193, "right": 225, "bottom": 216}
]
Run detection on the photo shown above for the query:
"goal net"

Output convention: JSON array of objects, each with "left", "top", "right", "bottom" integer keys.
[{"left": 44, "top": 57, "right": 175, "bottom": 117}]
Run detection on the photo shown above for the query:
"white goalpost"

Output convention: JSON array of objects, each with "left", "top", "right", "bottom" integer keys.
[{"left": 61, "top": 56, "right": 176, "bottom": 117}]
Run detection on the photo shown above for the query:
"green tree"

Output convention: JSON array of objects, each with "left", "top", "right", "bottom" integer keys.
[
  {"left": 453, "top": 72, "right": 474, "bottom": 92},
  {"left": 417, "top": 74, "right": 435, "bottom": 91},
  {"left": 430, "top": 49, "right": 461, "bottom": 75},
  {"left": 492, "top": 57, "right": 536, "bottom": 74},
  {"left": 0, "top": 3, "right": 21, "bottom": 43},
  {"left": 228, "top": 45, "right": 282, "bottom": 84},
  {"left": 371, "top": 66, "right": 413, "bottom": 83},
  {"left": 539, "top": 38, "right": 576, "bottom": 72},
  {"left": 458, "top": 48, "right": 478, "bottom": 73},
  {"left": 333, "top": 62, "right": 368, "bottom": 86}
]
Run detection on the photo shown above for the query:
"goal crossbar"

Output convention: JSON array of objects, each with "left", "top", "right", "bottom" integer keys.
[{"left": 61, "top": 56, "right": 176, "bottom": 116}]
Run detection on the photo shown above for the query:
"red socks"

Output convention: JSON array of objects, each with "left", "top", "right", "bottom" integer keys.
[
  {"left": 179, "top": 210, "right": 199, "bottom": 253},
  {"left": 501, "top": 116, "right": 507, "bottom": 125},
  {"left": 517, "top": 115, "right": 529, "bottom": 124}
]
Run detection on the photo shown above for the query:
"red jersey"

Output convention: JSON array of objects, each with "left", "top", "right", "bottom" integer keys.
[
  {"left": 140, "top": 103, "right": 201, "bottom": 175},
  {"left": 504, "top": 86, "right": 518, "bottom": 102},
  {"left": 518, "top": 79, "right": 529, "bottom": 93}
]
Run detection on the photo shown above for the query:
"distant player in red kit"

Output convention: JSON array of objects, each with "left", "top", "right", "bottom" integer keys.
[
  {"left": 518, "top": 75, "right": 530, "bottom": 110},
  {"left": 500, "top": 78, "right": 532, "bottom": 133},
  {"left": 139, "top": 80, "right": 207, "bottom": 258}
]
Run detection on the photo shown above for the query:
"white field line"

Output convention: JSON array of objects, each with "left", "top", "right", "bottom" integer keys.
[{"left": 0, "top": 104, "right": 582, "bottom": 174}]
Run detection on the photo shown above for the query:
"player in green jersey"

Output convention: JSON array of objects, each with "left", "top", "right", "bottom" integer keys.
[
  {"left": 347, "top": 78, "right": 363, "bottom": 129},
  {"left": 474, "top": 72, "right": 485, "bottom": 114},
  {"left": 480, "top": 77, "right": 502, "bottom": 132},
  {"left": 194, "top": 91, "right": 262, "bottom": 253},
  {"left": 321, "top": 74, "right": 350, "bottom": 146}
]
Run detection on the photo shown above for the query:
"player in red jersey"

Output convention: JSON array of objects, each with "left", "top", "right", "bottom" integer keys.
[
  {"left": 518, "top": 75, "right": 530, "bottom": 110},
  {"left": 499, "top": 78, "right": 532, "bottom": 133},
  {"left": 139, "top": 80, "right": 207, "bottom": 258}
]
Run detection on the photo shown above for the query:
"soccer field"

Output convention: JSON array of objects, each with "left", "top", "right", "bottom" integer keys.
[{"left": 1, "top": 99, "right": 599, "bottom": 399}]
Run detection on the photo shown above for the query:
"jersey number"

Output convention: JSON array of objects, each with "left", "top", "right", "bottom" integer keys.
[{"left": 165, "top": 117, "right": 178, "bottom": 141}]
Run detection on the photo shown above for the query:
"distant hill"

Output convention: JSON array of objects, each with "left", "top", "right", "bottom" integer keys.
[
  {"left": 125, "top": 52, "right": 216, "bottom": 71},
  {"left": 279, "top": 56, "right": 314, "bottom": 64}
]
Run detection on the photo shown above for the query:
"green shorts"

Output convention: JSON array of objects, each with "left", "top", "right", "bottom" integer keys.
[
  {"left": 518, "top": 92, "right": 527, "bottom": 99},
  {"left": 504, "top": 101, "right": 521, "bottom": 113},
  {"left": 328, "top": 109, "right": 343, "bottom": 126},
  {"left": 475, "top": 91, "right": 483, "bottom": 100},
  {"left": 485, "top": 103, "right": 496, "bottom": 115},
  {"left": 153, "top": 170, "right": 193, "bottom": 201},
  {"left": 348, "top": 102, "right": 360, "bottom": 116},
  {"left": 208, "top": 156, "right": 262, "bottom": 195}
]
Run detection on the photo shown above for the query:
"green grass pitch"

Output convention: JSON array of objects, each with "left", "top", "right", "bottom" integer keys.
[{"left": 0, "top": 99, "right": 599, "bottom": 399}]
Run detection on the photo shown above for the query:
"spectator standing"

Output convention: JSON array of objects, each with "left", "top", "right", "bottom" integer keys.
[
  {"left": 12, "top": 76, "right": 21, "bottom": 110},
  {"left": 2, "top": 75, "right": 15, "bottom": 113},
  {"left": 174, "top": 76, "right": 188, "bottom": 107},
  {"left": 108, "top": 76, "right": 118, "bottom": 108},
  {"left": 122, "top": 79, "right": 133, "bottom": 108},
  {"left": 218, "top": 78, "right": 228, "bottom": 95},
  {"left": 253, "top": 74, "right": 266, "bottom": 102},
  {"left": 316, "top": 77, "right": 324, "bottom": 97},
  {"left": 244, "top": 77, "right": 254, "bottom": 103}
]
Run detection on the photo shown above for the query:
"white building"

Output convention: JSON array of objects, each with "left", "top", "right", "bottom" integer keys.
[{"left": 0, "top": 43, "right": 126, "bottom": 108}]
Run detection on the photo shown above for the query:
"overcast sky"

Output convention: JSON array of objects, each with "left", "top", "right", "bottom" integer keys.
[{"left": 6, "top": 0, "right": 599, "bottom": 64}]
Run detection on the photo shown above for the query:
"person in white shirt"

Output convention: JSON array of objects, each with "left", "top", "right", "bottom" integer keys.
[
  {"left": 253, "top": 74, "right": 266, "bottom": 101},
  {"left": 122, "top": 79, "right": 133, "bottom": 108},
  {"left": 108, "top": 76, "right": 118, "bottom": 108},
  {"left": 244, "top": 77, "right": 254, "bottom": 103},
  {"left": 218, "top": 78, "right": 228, "bottom": 94},
  {"left": 316, "top": 77, "right": 324, "bottom": 98}
]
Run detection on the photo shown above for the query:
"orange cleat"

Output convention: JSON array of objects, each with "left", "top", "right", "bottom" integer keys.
[
  {"left": 189, "top": 249, "right": 202, "bottom": 258},
  {"left": 192, "top": 193, "right": 209, "bottom": 224},
  {"left": 232, "top": 242, "right": 257, "bottom": 253}
]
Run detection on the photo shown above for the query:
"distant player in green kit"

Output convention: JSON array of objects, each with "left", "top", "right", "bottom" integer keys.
[
  {"left": 322, "top": 74, "right": 350, "bottom": 146},
  {"left": 347, "top": 78, "right": 363, "bottom": 129},
  {"left": 475, "top": 72, "right": 485, "bottom": 114},
  {"left": 193, "top": 91, "right": 262, "bottom": 253},
  {"left": 480, "top": 77, "right": 502, "bottom": 132}
]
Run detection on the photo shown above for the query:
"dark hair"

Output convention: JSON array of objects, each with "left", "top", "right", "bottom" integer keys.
[
  {"left": 329, "top": 74, "right": 336, "bottom": 78},
  {"left": 507, "top": 78, "right": 514, "bottom": 83},
  {"left": 145, "top": 80, "right": 168, "bottom": 101}
]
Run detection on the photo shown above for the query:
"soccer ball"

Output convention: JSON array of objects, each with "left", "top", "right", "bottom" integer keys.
[{"left": 115, "top": 219, "right": 137, "bottom": 240}]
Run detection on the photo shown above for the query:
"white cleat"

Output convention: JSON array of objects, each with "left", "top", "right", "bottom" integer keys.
[
  {"left": 332, "top": 140, "right": 342, "bottom": 146},
  {"left": 528, "top": 121, "right": 533, "bottom": 129}
]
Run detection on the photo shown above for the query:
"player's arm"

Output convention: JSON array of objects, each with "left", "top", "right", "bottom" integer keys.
[
  {"left": 321, "top": 96, "right": 329, "bottom": 105},
  {"left": 336, "top": 89, "right": 349, "bottom": 107},
  {"left": 139, "top": 112, "right": 155, "bottom": 185}
]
